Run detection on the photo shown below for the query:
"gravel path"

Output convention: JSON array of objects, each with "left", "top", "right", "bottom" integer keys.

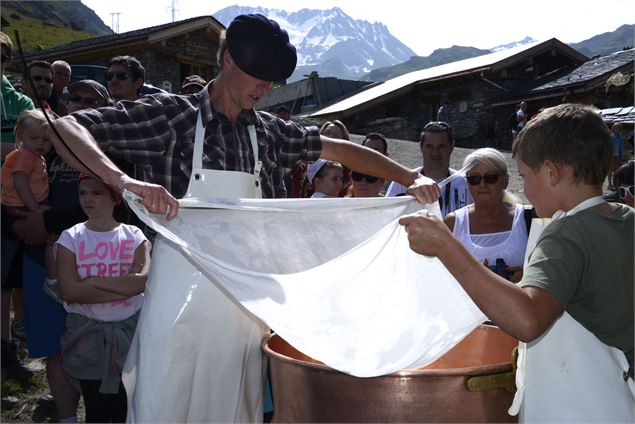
[{"left": 350, "top": 134, "right": 529, "bottom": 203}]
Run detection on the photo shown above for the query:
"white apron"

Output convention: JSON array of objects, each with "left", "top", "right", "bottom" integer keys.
[
  {"left": 123, "top": 113, "right": 267, "bottom": 423},
  {"left": 509, "top": 197, "right": 635, "bottom": 422}
]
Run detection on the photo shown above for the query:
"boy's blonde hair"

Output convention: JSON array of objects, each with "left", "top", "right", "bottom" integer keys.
[
  {"left": 512, "top": 103, "right": 611, "bottom": 186},
  {"left": 15, "top": 110, "right": 50, "bottom": 148}
]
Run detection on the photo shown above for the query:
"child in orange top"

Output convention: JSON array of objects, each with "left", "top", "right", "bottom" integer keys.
[
  {"left": 1, "top": 110, "right": 52, "bottom": 215},
  {"left": 2, "top": 110, "right": 57, "bottom": 300}
]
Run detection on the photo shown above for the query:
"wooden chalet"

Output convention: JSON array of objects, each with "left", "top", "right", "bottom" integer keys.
[
  {"left": 20, "top": 16, "right": 225, "bottom": 93},
  {"left": 307, "top": 40, "right": 634, "bottom": 148}
]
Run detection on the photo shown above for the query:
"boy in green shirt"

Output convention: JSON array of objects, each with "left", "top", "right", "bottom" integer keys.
[{"left": 399, "top": 103, "right": 633, "bottom": 418}]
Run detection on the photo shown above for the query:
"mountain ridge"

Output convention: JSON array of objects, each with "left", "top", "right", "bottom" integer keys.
[
  {"left": 213, "top": 6, "right": 416, "bottom": 82},
  {"left": 2, "top": 1, "right": 632, "bottom": 84}
]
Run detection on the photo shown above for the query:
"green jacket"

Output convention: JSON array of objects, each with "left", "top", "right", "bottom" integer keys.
[{"left": 1, "top": 75, "right": 34, "bottom": 145}]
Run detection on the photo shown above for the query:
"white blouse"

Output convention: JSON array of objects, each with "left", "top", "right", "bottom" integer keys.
[{"left": 453, "top": 203, "right": 529, "bottom": 267}]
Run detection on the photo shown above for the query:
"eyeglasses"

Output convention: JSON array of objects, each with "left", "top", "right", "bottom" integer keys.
[
  {"left": 31, "top": 75, "right": 53, "bottom": 84},
  {"left": 466, "top": 173, "right": 501, "bottom": 185},
  {"left": 67, "top": 94, "right": 100, "bottom": 106},
  {"left": 618, "top": 185, "right": 634, "bottom": 199},
  {"left": 352, "top": 172, "right": 379, "bottom": 183},
  {"left": 106, "top": 71, "right": 129, "bottom": 81}
]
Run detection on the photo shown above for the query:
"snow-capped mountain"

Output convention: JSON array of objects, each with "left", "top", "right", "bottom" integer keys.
[
  {"left": 213, "top": 6, "right": 416, "bottom": 82},
  {"left": 488, "top": 36, "right": 537, "bottom": 52}
]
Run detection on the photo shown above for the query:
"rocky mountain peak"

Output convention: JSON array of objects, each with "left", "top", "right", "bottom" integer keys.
[{"left": 213, "top": 5, "right": 416, "bottom": 82}]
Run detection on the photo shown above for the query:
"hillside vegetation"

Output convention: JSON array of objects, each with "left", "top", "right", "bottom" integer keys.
[
  {"left": 362, "top": 24, "right": 634, "bottom": 82},
  {"left": 571, "top": 24, "right": 634, "bottom": 57},
  {"left": 1, "top": 0, "right": 111, "bottom": 54}
]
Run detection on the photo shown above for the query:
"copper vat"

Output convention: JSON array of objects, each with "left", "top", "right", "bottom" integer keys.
[{"left": 263, "top": 324, "right": 518, "bottom": 423}]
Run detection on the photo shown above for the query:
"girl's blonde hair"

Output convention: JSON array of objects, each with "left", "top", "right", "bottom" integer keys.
[{"left": 14, "top": 110, "right": 50, "bottom": 148}]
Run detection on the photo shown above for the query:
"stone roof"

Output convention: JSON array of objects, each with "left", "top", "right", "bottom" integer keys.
[
  {"left": 532, "top": 48, "right": 634, "bottom": 92},
  {"left": 600, "top": 106, "right": 635, "bottom": 124}
]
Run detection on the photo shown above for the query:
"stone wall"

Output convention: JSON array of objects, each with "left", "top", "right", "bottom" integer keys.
[{"left": 345, "top": 76, "right": 507, "bottom": 148}]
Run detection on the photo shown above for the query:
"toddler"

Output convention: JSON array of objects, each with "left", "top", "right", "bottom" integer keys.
[
  {"left": 1, "top": 109, "right": 52, "bottom": 215},
  {"left": 306, "top": 159, "right": 344, "bottom": 198}
]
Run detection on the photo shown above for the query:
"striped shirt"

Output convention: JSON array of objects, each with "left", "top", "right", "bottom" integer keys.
[
  {"left": 73, "top": 83, "right": 322, "bottom": 198},
  {"left": 385, "top": 166, "right": 473, "bottom": 217}
]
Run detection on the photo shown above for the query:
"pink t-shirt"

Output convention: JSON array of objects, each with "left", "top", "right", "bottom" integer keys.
[{"left": 56, "top": 222, "right": 149, "bottom": 321}]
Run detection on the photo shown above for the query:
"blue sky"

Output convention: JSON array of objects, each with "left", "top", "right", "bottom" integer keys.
[{"left": 82, "top": 0, "right": 633, "bottom": 56}]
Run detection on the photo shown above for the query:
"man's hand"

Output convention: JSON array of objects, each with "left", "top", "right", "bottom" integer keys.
[
  {"left": 406, "top": 174, "right": 441, "bottom": 205},
  {"left": 122, "top": 179, "right": 179, "bottom": 220},
  {"left": 398, "top": 212, "right": 454, "bottom": 258},
  {"left": 12, "top": 211, "right": 53, "bottom": 245}
]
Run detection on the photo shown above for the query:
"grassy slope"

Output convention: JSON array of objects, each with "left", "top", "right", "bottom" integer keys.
[{"left": 1, "top": 4, "right": 97, "bottom": 54}]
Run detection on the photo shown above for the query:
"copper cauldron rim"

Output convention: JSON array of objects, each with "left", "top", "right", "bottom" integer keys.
[{"left": 262, "top": 330, "right": 514, "bottom": 378}]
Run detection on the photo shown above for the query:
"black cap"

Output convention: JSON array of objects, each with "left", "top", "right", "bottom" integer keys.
[
  {"left": 226, "top": 14, "right": 297, "bottom": 82},
  {"left": 67, "top": 79, "right": 111, "bottom": 104}
]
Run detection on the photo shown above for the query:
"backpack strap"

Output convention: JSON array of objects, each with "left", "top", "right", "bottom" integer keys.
[{"left": 523, "top": 205, "right": 536, "bottom": 235}]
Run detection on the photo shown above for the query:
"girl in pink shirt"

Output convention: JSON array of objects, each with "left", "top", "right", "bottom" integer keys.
[{"left": 56, "top": 174, "right": 150, "bottom": 423}]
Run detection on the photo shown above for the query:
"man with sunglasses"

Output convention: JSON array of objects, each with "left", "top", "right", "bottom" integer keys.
[
  {"left": 1, "top": 32, "right": 34, "bottom": 155},
  {"left": 21, "top": 61, "right": 54, "bottom": 112},
  {"left": 0, "top": 30, "right": 36, "bottom": 390},
  {"left": 106, "top": 55, "right": 145, "bottom": 102},
  {"left": 386, "top": 121, "right": 472, "bottom": 216},
  {"left": 47, "top": 14, "right": 439, "bottom": 422},
  {"left": 351, "top": 133, "right": 389, "bottom": 197}
]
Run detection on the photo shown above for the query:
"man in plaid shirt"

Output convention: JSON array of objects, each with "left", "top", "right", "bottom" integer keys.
[
  {"left": 49, "top": 15, "right": 439, "bottom": 215},
  {"left": 44, "top": 13, "right": 443, "bottom": 421}
]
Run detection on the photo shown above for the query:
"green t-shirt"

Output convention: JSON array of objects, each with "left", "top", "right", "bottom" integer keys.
[
  {"left": 1, "top": 75, "right": 35, "bottom": 145},
  {"left": 521, "top": 204, "right": 634, "bottom": 360}
]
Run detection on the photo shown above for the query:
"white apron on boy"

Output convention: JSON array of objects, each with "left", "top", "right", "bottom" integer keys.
[{"left": 509, "top": 197, "right": 635, "bottom": 422}]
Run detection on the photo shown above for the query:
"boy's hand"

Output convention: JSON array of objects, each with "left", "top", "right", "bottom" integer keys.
[
  {"left": 406, "top": 174, "right": 440, "bottom": 205},
  {"left": 398, "top": 212, "right": 453, "bottom": 258}
]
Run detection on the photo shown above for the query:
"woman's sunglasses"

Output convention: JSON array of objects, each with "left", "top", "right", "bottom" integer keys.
[
  {"left": 67, "top": 94, "right": 100, "bottom": 106},
  {"left": 466, "top": 173, "right": 501, "bottom": 185},
  {"left": 352, "top": 172, "right": 379, "bottom": 183},
  {"left": 106, "top": 71, "right": 129, "bottom": 81},
  {"left": 618, "top": 185, "right": 634, "bottom": 199}
]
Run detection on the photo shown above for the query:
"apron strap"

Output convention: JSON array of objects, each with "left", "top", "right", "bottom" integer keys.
[
  {"left": 248, "top": 125, "right": 262, "bottom": 181},
  {"left": 194, "top": 113, "right": 261, "bottom": 180},
  {"left": 193, "top": 112, "right": 205, "bottom": 170}
]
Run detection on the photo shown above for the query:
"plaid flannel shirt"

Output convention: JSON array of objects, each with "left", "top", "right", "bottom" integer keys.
[{"left": 73, "top": 83, "right": 322, "bottom": 198}]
